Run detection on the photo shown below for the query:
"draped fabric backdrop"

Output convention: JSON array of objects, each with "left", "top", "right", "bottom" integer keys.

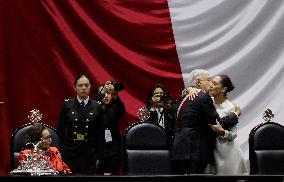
[{"left": 1, "top": 0, "right": 284, "bottom": 175}]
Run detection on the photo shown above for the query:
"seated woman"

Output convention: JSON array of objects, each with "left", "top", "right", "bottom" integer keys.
[
  {"left": 209, "top": 74, "right": 248, "bottom": 175},
  {"left": 17, "top": 123, "right": 71, "bottom": 175}
]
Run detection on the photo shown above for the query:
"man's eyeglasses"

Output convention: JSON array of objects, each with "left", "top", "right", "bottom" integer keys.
[{"left": 42, "top": 135, "right": 52, "bottom": 140}]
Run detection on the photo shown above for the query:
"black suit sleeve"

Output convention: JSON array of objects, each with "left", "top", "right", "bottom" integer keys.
[
  {"left": 219, "top": 112, "right": 238, "bottom": 129},
  {"left": 201, "top": 93, "right": 238, "bottom": 128},
  {"left": 112, "top": 96, "right": 126, "bottom": 119},
  {"left": 201, "top": 93, "right": 218, "bottom": 125}
]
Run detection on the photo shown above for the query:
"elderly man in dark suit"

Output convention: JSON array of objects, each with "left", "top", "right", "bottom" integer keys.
[{"left": 171, "top": 69, "right": 240, "bottom": 174}]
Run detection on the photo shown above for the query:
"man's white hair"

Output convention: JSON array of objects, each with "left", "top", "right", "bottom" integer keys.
[{"left": 187, "top": 69, "right": 209, "bottom": 87}]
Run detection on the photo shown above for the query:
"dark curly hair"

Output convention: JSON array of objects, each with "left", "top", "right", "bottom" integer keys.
[
  {"left": 26, "top": 123, "right": 45, "bottom": 144},
  {"left": 219, "top": 74, "right": 235, "bottom": 96}
]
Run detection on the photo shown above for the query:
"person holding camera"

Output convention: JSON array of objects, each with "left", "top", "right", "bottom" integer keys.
[
  {"left": 96, "top": 80, "right": 126, "bottom": 175},
  {"left": 144, "top": 83, "right": 176, "bottom": 139}
]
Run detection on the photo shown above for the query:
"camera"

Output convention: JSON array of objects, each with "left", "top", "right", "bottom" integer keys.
[
  {"left": 160, "top": 91, "right": 171, "bottom": 103},
  {"left": 111, "top": 80, "right": 124, "bottom": 91}
]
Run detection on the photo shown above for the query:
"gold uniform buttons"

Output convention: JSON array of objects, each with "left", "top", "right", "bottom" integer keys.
[
  {"left": 75, "top": 126, "right": 78, "bottom": 128},
  {"left": 74, "top": 132, "right": 76, "bottom": 134},
  {"left": 72, "top": 112, "right": 75, "bottom": 115},
  {"left": 86, "top": 125, "right": 89, "bottom": 128},
  {"left": 75, "top": 118, "right": 78, "bottom": 121},
  {"left": 86, "top": 118, "right": 89, "bottom": 122}
]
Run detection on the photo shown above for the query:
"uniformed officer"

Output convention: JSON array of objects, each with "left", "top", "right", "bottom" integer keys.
[{"left": 57, "top": 75, "right": 104, "bottom": 174}]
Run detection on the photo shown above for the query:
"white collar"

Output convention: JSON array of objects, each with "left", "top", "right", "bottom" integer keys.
[
  {"left": 77, "top": 96, "right": 89, "bottom": 106},
  {"left": 150, "top": 107, "right": 163, "bottom": 113}
]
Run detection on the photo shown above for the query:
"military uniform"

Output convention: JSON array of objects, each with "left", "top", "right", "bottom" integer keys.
[{"left": 57, "top": 98, "right": 104, "bottom": 174}]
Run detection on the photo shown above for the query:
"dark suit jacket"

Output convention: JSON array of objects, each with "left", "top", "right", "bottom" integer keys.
[
  {"left": 171, "top": 91, "right": 238, "bottom": 163},
  {"left": 57, "top": 98, "right": 104, "bottom": 173}
]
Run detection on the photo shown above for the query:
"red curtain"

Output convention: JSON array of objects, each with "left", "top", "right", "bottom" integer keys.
[{"left": 0, "top": 0, "right": 183, "bottom": 175}]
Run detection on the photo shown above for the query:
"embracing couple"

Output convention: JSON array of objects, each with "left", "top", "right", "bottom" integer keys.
[{"left": 171, "top": 69, "right": 248, "bottom": 175}]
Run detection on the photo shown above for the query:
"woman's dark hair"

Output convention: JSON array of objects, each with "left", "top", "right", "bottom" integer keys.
[
  {"left": 73, "top": 74, "right": 90, "bottom": 86},
  {"left": 146, "top": 83, "right": 169, "bottom": 109},
  {"left": 26, "top": 123, "right": 45, "bottom": 144},
  {"left": 219, "top": 74, "right": 235, "bottom": 96}
]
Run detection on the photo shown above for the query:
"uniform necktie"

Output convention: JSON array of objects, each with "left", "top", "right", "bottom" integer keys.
[{"left": 80, "top": 101, "right": 85, "bottom": 108}]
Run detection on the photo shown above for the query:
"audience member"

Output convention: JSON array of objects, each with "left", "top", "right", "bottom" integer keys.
[{"left": 143, "top": 83, "right": 176, "bottom": 138}]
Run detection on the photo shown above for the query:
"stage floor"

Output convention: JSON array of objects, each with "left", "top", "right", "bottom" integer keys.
[{"left": 2, "top": 174, "right": 284, "bottom": 182}]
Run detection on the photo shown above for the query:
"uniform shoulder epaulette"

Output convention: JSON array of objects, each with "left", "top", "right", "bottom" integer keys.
[
  {"left": 64, "top": 98, "right": 70, "bottom": 102},
  {"left": 96, "top": 101, "right": 101, "bottom": 105}
]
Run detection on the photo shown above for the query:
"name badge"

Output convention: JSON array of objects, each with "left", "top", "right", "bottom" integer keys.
[{"left": 105, "top": 129, "right": 112, "bottom": 142}]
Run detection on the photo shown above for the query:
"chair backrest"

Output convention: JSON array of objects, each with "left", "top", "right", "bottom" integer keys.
[
  {"left": 249, "top": 122, "right": 284, "bottom": 174},
  {"left": 122, "top": 121, "right": 171, "bottom": 175},
  {"left": 10, "top": 123, "right": 60, "bottom": 170}
]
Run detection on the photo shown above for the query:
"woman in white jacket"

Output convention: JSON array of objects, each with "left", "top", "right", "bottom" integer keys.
[{"left": 209, "top": 74, "right": 248, "bottom": 175}]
